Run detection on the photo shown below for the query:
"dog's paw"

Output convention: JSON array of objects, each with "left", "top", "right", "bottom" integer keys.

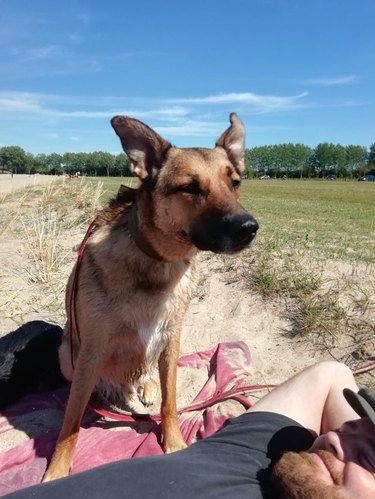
[
  {"left": 42, "top": 465, "right": 70, "bottom": 483},
  {"left": 163, "top": 436, "right": 187, "bottom": 454},
  {"left": 137, "top": 378, "right": 157, "bottom": 407}
]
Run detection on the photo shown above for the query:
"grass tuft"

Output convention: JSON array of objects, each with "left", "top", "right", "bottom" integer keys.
[
  {"left": 19, "top": 178, "right": 104, "bottom": 284},
  {"left": 289, "top": 291, "right": 347, "bottom": 342},
  {"left": 22, "top": 212, "right": 68, "bottom": 284}
]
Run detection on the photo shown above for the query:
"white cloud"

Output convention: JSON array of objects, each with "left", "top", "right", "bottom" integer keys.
[
  {"left": 166, "top": 92, "right": 309, "bottom": 113},
  {"left": 156, "top": 120, "right": 223, "bottom": 137},
  {"left": 0, "top": 88, "right": 310, "bottom": 123},
  {"left": 0, "top": 92, "right": 191, "bottom": 120},
  {"left": 301, "top": 75, "right": 359, "bottom": 86},
  {"left": 0, "top": 92, "right": 42, "bottom": 112},
  {"left": 69, "top": 136, "right": 80, "bottom": 141}
]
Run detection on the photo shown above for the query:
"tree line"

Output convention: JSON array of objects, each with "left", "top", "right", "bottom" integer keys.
[
  {"left": 0, "top": 148, "right": 131, "bottom": 177},
  {"left": 0, "top": 142, "right": 374, "bottom": 178},
  {"left": 245, "top": 143, "right": 374, "bottom": 178}
]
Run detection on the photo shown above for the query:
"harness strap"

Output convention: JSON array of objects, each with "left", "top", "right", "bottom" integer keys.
[
  {"left": 68, "top": 219, "right": 97, "bottom": 370},
  {"left": 68, "top": 203, "right": 163, "bottom": 371},
  {"left": 88, "top": 382, "right": 277, "bottom": 422}
]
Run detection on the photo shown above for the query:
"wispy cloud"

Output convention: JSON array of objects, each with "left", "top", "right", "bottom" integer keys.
[
  {"left": 301, "top": 75, "right": 359, "bottom": 86},
  {"left": 1, "top": 42, "right": 102, "bottom": 80},
  {"left": 27, "top": 45, "right": 62, "bottom": 60},
  {"left": 0, "top": 92, "right": 42, "bottom": 112},
  {"left": 156, "top": 120, "right": 224, "bottom": 137},
  {"left": 167, "top": 92, "right": 309, "bottom": 113},
  {"left": 0, "top": 90, "right": 309, "bottom": 121},
  {"left": 0, "top": 91, "right": 191, "bottom": 120}
]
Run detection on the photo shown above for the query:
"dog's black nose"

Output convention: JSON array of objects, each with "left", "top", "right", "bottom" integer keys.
[
  {"left": 190, "top": 210, "right": 259, "bottom": 253},
  {"left": 228, "top": 213, "right": 259, "bottom": 246},
  {"left": 238, "top": 216, "right": 259, "bottom": 241}
]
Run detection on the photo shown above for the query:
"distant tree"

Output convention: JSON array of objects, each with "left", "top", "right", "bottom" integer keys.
[
  {"left": 114, "top": 153, "right": 131, "bottom": 176},
  {"left": 32, "top": 153, "right": 50, "bottom": 174},
  {"left": 368, "top": 143, "right": 375, "bottom": 166},
  {"left": 345, "top": 145, "right": 368, "bottom": 177},
  {"left": 46, "top": 153, "right": 63, "bottom": 174},
  {"left": 245, "top": 144, "right": 311, "bottom": 178},
  {"left": 245, "top": 147, "right": 258, "bottom": 174},
  {"left": 75, "top": 152, "right": 89, "bottom": 175},
  {"left": 85, "top": 153, "right": 97, "bottom": 176},
  {"left": 309, "top": 143, "right": 336, "bottom": 177},
  {"left": 62, "top": 152, "right": 76, "bottom": 175},
  {"left": 87, "top": 151, "right": 115, "bottom": 176},
  {"left": 246, "top": 146, "right": 274, "bottom": 176},
  {"left": 334, "top": 144, "right": 346, "bottom": 177},
  {"left": 0, "top": 146, "right": 29, "bottom": 174},
  {"left": 282, "top": 144, "right": 311, "bottom": 178}
]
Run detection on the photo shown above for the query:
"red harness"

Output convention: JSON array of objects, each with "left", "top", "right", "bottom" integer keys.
[{"left": 68, "top": 219, "right": 97, "bottom": 370}]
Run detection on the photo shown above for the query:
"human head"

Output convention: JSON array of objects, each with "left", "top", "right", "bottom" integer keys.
[{"left": 270, "top": 387, "right": 375, "bottom": 498}]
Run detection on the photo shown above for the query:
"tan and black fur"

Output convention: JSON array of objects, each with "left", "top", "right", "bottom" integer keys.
[{"left": 43, "top": 113, "right": 259, "bottom": 481}]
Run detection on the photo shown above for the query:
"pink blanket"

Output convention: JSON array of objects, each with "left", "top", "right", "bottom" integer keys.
[{"left": 0, "top": 342, "right": 258, "bottom": 496}]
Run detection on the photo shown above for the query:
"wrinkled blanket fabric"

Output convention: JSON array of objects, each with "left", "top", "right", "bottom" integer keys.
[{"left": 0, "top": 342, "right": 258, "bottom": 496}]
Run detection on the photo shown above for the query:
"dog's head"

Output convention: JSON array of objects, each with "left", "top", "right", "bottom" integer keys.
[{"left": 111, "top": 113, "right": 258, "bottom": 255}]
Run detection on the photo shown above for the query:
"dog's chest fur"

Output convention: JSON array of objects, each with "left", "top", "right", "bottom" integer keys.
[
  {"left": 73, "top": 227, "right": 199, "bottom": 383},
  {"left": 121, "top": 258, "right": 197, "bottom": 366}
]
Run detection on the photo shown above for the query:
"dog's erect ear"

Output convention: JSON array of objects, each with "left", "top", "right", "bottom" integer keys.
[
  {"left": 215, "top": 113, "right": 246, "bottom": 172},
  {"left": 111, "top": 116, "right": 171, "bottom": 180}
]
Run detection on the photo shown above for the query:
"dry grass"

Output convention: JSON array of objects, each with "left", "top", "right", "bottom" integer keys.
[
  {"left": 18, "top": 178, "right": 103, "bottom": 284},
  {"left": 232, "top": 237, "right": 375, "bottom": 372},
  {"left": 21, "top": 212, "right": 67, "bottom": 284},
  {"left": 0, "top": 190, "right": 29, "bottom": 237},
  {"left": 0, "top": 178, "right": 104, "bottom": 331}
]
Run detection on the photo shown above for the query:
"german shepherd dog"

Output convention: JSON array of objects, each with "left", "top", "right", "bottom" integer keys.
[{"left": 38, "top": 113, "right": 258, "bottom": 481}]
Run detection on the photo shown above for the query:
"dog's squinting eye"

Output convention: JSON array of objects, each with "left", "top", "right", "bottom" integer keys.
[
  {"left": 232, "top": 179, "right": 241, "bottom": 191},
  {"left": 178, "top": 183, "right": 202, "bottom": 197}
]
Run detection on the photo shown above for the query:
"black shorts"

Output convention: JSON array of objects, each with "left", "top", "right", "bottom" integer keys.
[{"left": 4, "top": 412, "right": 314, "bottom": 499}]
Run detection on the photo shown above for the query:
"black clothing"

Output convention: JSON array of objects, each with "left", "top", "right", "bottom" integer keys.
[{"left": 5, "top": 411, "right": 314, "bottom": 499}]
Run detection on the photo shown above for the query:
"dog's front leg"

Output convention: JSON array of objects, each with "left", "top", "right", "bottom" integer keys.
[
  {"left": 158, "top": 331, "right": 187, "bottom": 454},
  {"left": 42, "top": 342, "right": 104, "bottom": 482}
]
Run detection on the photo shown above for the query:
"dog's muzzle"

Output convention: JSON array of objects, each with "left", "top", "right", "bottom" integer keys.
[{"left": 191, "top": 211, "right": 259, "bottom": 254}]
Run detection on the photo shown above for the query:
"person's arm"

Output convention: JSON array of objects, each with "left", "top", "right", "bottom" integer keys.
[{"left": 248, "top": 361, "right": 359, "bottom": 435}]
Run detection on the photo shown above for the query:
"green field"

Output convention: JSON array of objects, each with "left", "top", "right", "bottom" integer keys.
[
  {"left": 241, "top": 179, "right": 375, "bottom": 263},
  {"left": 87, "top": 177, "right": 375, "bottom": 264}
]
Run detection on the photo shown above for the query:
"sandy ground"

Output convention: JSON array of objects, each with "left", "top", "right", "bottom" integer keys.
[
  {"left": 0, "top": 176, "right": 373, "bottom": 454},
  {"left": 0, "top": 173, "right": 59, "bottom": 193}
]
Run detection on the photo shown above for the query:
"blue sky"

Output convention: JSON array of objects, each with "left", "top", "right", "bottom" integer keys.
[{"left": 0, "top": 0, "right": 374, "bottom": 155}]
